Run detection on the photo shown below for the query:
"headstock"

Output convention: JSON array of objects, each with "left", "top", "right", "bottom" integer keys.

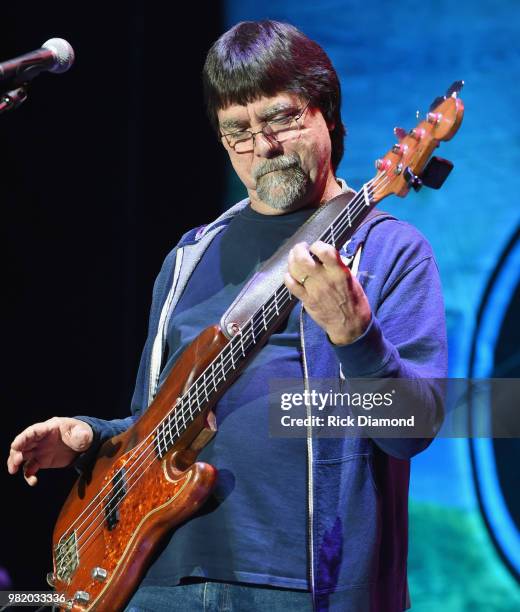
[{"left": 370, "top": 81, "right": 464, "bottom": 203}]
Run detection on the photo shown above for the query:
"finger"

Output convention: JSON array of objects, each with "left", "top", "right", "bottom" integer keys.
[
  {"left": 309, "top": 241, "right": 345, "bottom": 270},
  {"left": 23, "top": 458, "right": 40, "bottom": 487},
  {"left": 10, "top": 422, "right": 52, "bottom": 452},
  {"left": 341, "top": 264, "right": 356, "bottom": 292},
  {"left": 63, "top": 423, "right": 93, "bottom": 452},
  {"left": 288, "top": 243, "right": 320, "bottom": 281},
  {"left": 11, "top": 447, "right": 37, "bottom": 471},
  {"left": 284, "top": 272, "right": 306, "bottom": 299},
  {"left": 7, "top": 448, "right": 26, "bottom": 474},
  {"left": 289, "top": 242, "right": 316, "bottom": 268}
]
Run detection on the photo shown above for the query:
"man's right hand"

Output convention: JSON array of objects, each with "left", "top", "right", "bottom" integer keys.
[{"left": 7, "top": 417, "right": 94, "bottom": 486}]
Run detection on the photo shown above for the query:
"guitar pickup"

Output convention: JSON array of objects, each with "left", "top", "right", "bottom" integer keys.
[{"left": 104, "top": 468, "right": 127, "bottom": 531}]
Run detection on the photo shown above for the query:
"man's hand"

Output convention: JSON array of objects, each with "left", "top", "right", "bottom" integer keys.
[
  {"left": 284, "top": 240, "right": 371, "bottom": 345},
  {"left": 7, "top": 417, "right": 94, "bottom": 486}
]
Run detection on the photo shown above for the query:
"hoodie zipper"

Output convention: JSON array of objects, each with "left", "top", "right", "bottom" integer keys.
[
  {"left": 299, "top": 245, "right": 362, "bottom": 610},
  {"left": 300, "top": 305, "right": 316, "bottom": 608}
]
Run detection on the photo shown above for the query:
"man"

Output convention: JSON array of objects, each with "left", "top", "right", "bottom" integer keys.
[{"left": 7, "top": 20, "right": 447, "bottom": 611}]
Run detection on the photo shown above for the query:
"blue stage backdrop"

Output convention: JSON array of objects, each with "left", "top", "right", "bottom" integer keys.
[{"left": 224, "top": 1, "right": 520, "bottom": 610}]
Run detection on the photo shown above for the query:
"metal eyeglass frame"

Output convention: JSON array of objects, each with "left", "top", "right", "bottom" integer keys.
[{"left": 220, "top": 100, "right": 311, "bottom": 153}]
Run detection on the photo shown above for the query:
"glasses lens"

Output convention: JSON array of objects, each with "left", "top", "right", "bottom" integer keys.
[
  {"left": 268, "top": 119, "right": 300, "bottom": 142},
  {"left": 234, "top": 137, "right": 254, "bottom": 153}
]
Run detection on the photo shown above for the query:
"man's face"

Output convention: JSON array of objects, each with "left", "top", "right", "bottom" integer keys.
[{"left": 217, "top": 92, "right": 336, "bottom": 214}]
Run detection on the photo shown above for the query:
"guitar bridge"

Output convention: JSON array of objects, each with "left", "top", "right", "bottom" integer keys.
[{"left": 54, "top": 531, "right": 79, "bottom": 582}]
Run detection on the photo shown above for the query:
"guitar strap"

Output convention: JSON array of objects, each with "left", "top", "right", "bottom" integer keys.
[{"left": 220, "top": 190, "right": 383, "bottom": 338}]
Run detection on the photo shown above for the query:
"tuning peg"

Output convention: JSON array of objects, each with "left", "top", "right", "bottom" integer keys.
[
  {"left": 375, "top": 158, "right": 392, "bottom": 172},
  {"left": 426, "top": 112, "right": 442, "bottom": 125},
  {"left": 410, "top": 127, "right": 426, "bottom": 140},
  {"left": 429, "top": 95, "right": 445, "bottom": 112},
  {"left": 394, "top": 127, "right": 407, "bottom": 141},
  {"left": 446, "top": 80, "right": 464, "bottom": 98},
  {"left": 392, "top": 143, "right": 409, "bottom": 155}
]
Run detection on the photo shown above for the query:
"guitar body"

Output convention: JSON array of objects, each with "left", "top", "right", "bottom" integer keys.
[{"left": 51, "top": 325, "right": 228, "bottom": 611}]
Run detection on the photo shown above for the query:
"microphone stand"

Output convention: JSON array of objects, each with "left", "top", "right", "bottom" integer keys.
[{"left": 0, "top": 85, "right": 28, "bottom": 115}]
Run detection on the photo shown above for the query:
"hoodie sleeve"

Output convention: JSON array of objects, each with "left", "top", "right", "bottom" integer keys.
[{"left": 333, "top": 220, "right": 447, "bottom": 459}]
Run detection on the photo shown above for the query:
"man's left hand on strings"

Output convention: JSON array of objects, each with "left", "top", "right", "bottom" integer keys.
[{"left": 284, "top": 240, "right": 372, "bottom": 346}]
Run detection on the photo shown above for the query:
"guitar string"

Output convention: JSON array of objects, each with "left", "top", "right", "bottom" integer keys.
[
  {"left": 54, "top": 172, "right": 391, "bottom": 570},
  {"left": 54, "top": 173, "right": 392, "bottom": 569}
]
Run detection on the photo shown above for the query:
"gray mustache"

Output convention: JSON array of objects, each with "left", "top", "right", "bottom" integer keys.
[{"left": 253, "top": 156, "right": 300, "bottom": 181}]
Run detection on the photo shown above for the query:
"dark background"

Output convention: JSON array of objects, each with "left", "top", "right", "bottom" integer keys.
[{"left": 2, "top": 2, "right": 225, "bottom": 591}]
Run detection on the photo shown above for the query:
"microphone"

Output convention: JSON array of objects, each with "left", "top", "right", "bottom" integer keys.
[{"left": 0, "top": 38, "right": 75, "bottom": 91}]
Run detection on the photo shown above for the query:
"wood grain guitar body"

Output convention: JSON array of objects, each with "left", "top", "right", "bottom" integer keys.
[{"left": 50, "top": 326, "right": 228, "bottom": 611}]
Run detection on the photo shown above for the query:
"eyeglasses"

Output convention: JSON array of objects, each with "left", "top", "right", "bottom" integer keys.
[{"left": 220, "top": 101, "right": 310, "bottom": 153}]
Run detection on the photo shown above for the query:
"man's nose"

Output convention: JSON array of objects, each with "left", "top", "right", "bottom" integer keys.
[{"left": 253, "top": 131, "right": 283, "bottom": 158}]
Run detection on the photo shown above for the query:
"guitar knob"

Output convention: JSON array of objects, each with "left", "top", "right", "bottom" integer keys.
[
  {"left": 91, "top": 566, "right": 108, "bottom": 581},
  {"left": 46, "top": 572, "right": 56, "bottom": 587},
  {"left": 73, "top": 591, "right": 90, "bottom": 604}
]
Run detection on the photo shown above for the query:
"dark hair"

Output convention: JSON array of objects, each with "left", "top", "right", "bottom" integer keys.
[{"left": 203, "top": 20, "right": 346, "bottom": 172}]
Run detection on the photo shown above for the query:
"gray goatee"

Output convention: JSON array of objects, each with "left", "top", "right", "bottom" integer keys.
[{"left": 253, "top": 153, "right": 309, "bottom": 212}]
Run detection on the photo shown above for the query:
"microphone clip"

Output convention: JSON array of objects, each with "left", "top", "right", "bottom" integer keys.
[{"left": 0, "top": 85, "right": 29, "bottom": 115}]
